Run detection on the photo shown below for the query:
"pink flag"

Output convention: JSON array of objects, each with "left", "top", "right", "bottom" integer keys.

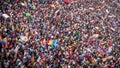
[
  {"left": 108, "top": 40, "right": 112, "bottom": 46},
  {"left": 41, "top": 38, "right": 46, "bottom": 45},
  {"left": 63, "top": 0, "right": 70, "bottom": 3},
  {"left": 91, "top": 34, "right": 99, "bottom": 38}
]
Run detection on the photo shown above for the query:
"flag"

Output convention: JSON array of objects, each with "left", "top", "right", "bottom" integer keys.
[
  {"left": 0, "top": 34, "right": 2, "bottom": 41},
  {"left": 110, "top": 27, "right": 115, "bottom": 31},
  {"left": 75, "top": 31, "right": 78, "bottom": 36},
  {"left": 1, "top": 39, "right": 6, "bottom": 45},
  {"left": 5, "top": 37, "right": 8, "bottom": 48},
  {"left": 44, "top": 14, "right": 48, "bottom": 18},
  {"left": 25, "top": 32, "right": 29, "bottom": 38},
  {"left": 21, "top": 2, "right": 25, "bottom": 6},
  {"left": 102, "top": 57, "right": 107, "bottom": 62},
  {"left": 55, "top": 1, "right": 59, "bottom": 5},
  {"left": 53, "top": 39, "right": 59, "bottom": 47},
  {"left": 14, "top": 46, "right": 19, "bottom": 53},
  {"left": 104, "top": 64, "right": 108, "bottom": 68},
  {"left": 118, "top": 57, "right": 120, "bottom": 60},
  {"left": 41, "top": 38, "right": 46, "bottom": 45},
  {"left": 31, "top": 54, "right": 35, "bottom": 64},
  {"left": 89, "top": 7, "right": 94, "bottom": 10},
  {"left": 50, "top": 4, "right": 55, "bottom": 8},
  {"left": 107, "top": 56, "right": 113, "bottom": 59},
  {"left": 102, "top": 56, "right": 113, "bottom": 62},
  {"left": 108, "top": 40, "right": 112, "bottom": 46},
  {"left": 61, "top": 47, "right": 65, "bottom": 50},
  {"left": 48, "top": 39, "right": 54, "bottom": 46},
  {"left": 91, "top": 58, "right": 95, "bottom": 64},
  {"left": 25, "top": 13, "right": 31, "bottom": 17},
  {"left": 24, "top": 1, "right": 28, "bottom": 7},
  {"left": 20, "top": 36, "right": 28, "bottom": 42},
  {"left": 32, "top": 1, "right": 36, "bottom": 9},
  {"left": 16, "top": 25, "right": 19, "bottom": 31},
  {"left": 91, "top": 34, "right": 99, "bottom": 38},
  {"left": 63, "top": 0, "right": 70, "bottom": 3},
  {"left": 2, "top": 14, "right": 9, "bottom": 19},
  {"left": 101, "top": 21, "right": 104, "bottom": 28},
  {"left": 0, "top": 37, "right": 8, "bottom": 48},
  {"left": 12, "top": 24, "right": 15, "bottom": 30},
  {"left": 42, "top": 0, "right": 46, "bottom": 3},
  {"left": 1, "top": 37, "right": 7, "bottom": 45},
  {"left": 108, "top": 46, "right": 112, "bottom": 52},
  {"left": 94, "top": 27, "right": 99, "bottom": 30}
]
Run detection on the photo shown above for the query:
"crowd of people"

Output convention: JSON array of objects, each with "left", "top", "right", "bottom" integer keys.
[{"left": 0, "top": 0, "right": 120, "bottom": 68}]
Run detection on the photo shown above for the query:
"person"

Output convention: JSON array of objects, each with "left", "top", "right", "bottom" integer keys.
[{"left": 0, "top": 0, "right": 119, "bottom": 68}]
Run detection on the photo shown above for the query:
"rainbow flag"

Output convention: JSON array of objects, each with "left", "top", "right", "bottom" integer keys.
[
  {"left": 53, "top": 39, "right": 59, "bottom": 47},
  {"left": 48, "top": 39, "right": 59, "bottom": 47},
  {"left": 102, "top": 56, "right": 113, "bottom": 62},
  {"left": 1, "top": 38, "right": 7, "bottom": 45},
  {"left": 48, "top": 39, "right": 54, "bottom": 46},
  {"left": 0, "top": 37, "right": 8, "bottom": 48}
]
